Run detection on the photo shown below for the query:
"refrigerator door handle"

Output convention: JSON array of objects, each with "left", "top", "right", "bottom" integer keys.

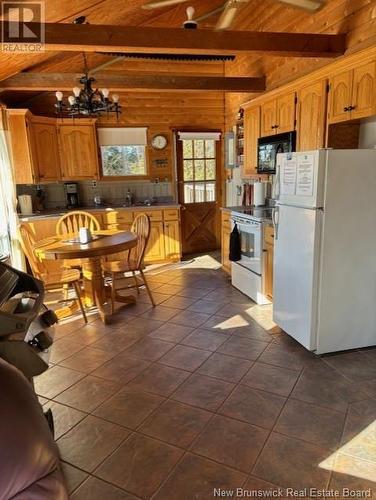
[
  {"left": 274, "top": 166, "right": 281, "bottom": 200},
  {"left": 272, "top": 206, "right": 280, "bottom": 240}
]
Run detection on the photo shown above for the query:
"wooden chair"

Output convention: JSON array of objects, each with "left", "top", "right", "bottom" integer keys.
[
  {"left": 56, "top": 211, "right": 101, "bottom": 270},
  {"left": 56, "top": 211, "right": 101, "bottom": 236},
  {"left": 102, "top": 213, "right": 155, "bottom": 313},
  {"left": 18, "top": 224, "right": 87, "bottom": 323}
]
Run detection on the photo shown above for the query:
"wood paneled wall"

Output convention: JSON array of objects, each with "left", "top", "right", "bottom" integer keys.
[{"left": 225, "top": 0, "right": 376, "bottom": 128}]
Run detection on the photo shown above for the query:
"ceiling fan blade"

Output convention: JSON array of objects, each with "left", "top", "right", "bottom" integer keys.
[
  {"left": 215, "top": 0, "right": 249, "bottom": 30},
  {"left": 277, "top": 0, "right": 324, "bottom": 12},
  {"left": 142, "top": 0, "right": 187, "bottom": 10},
  {"left": 195, "top": 4, "right": 226, "bottom": 24}
]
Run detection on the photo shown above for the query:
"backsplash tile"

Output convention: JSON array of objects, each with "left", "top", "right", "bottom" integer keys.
[{"left": 17, "top": 180, "right": 174, "bottom": 209}]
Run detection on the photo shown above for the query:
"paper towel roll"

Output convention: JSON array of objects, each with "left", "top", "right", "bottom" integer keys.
[{"left": 253, "top": 182, "right": 266, "bottom": 207}]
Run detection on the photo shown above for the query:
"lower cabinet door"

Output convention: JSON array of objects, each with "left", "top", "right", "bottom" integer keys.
[
  {"left": 145, "top": 222, "right": 166, "bottom": 263},
  {"left": 164, "top": 220, "right": 181, "bottom": 261},
  {"left": 221, "top": 226, "right": 231, "bottom": 274}
]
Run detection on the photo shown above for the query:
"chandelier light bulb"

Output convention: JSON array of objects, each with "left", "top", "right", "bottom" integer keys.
[
  {"left": 186, "top": 6, "right": 195, "bottom": 19},
  {"left": 68, "top": 95, "right": 75, "bottom": 105},
  {"left": 112, "top": 94, "right": 119, "bottom": 103},
  {"left": 55, "top": 91, "right": 63, "bottom": 101},
  {"left": 101, "top": 88, "right": 109, "bottom": 98},
  {"left": 73, "top": 87, "right": 81, "bottom": 97}
]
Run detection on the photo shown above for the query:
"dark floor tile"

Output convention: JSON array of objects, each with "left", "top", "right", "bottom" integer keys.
[
  {"left": 162, "top": 295, "right": 197, "bottom": 310},
  {"left": 90, "top": 329, "right": 145, "bottom": 354},
  {"left": 329, "top": 456, "right": 376, "bottom": 498},
  {"left": 172, "top": 373, "right": 234, "bottom": 411},
  {"left": 139, "top": 399, "right": 212, "bottom": 448},
  {"left": 323, "top": 350, "right": 376, "bottom": 382},
  {"left": 243, "top": 476, "right": 285, "bottom": 497},
  {"left": 153, "top": 452, "right": 246, "bottom": 500},
  {"left": 50, "top": 338, "right": 85, "bottom": 364},
  {"left": 122, "top": 337, "right": 174, "bottom": 361},
  {"left": 127, "top": 363, "right": 190, "bottom": 396},
  {"left": 93, "top": 388, "right": 164, "bottom": 429},
  {"left": 71, "top": 476, "right": 138, "bottom": 500},
  {"left": 140, "top": 305, "right": 180, "bottom": 322},
  {"left": 95, "top": 433, "right": 183, "bottom": 498},
  {"left": 35, "top": 365, "right": 85, "bottom": 399},
  {"left": 170, "top": 310, "right": 212, "bottom": 328},
  {"left": 258, "top": 342, "right": 314, "bottom": 372},
  {"left": 197, "top": 352, "right": 253, "bottom": 383},
  {"left": 253, "top": 432, "right": 332, "bottom": 490},
  {"left": 187, "top": 300, "right": 223, "bottom": 315},
  {"left": 91, "top": 354, "right": 151, "bottom": 384},
  {"left": 176, "top": 286, "right": 211, "bottom": 299},
  {"left": 58, "top": 415, "right": 128, "bottom": 472},
  {"left": 61, "top": 462, "right": 88, "bottom": 495},
  {"left": 55, "top": 375, "right": 121, "bottom": 412},
  {"left": 159, "top": 344, "right": 211, "bottom": 372},
  {"left": 217, "top": 336, "right": 269, "bottom": 361},
  {"left": 181, "top": 328, "right": 230, "bottom": 351},
  {"left": 59, "top": 347, "right": 115, "bottom": 374},
  {"left": 275, "top": 398, "right": 346, "bottom": 450},
  {"left": 242, "top": 362, "right": 300, "bottom": 397},
  {"left": 219, "top": 385, "right": 286, "bottom": 429},
  {"left": 191, "top": 414, "right": 268, "bottom": 473},
  {"left": 148, "top": 323, "right": 194, "bottom": 343},
  {"left": 43, "top": 401, "right": 86, "bottom": 440},
  {"left": 291, "top": 362, "right": 366, "bottom": 413},
  {"left": 229, "top": 319, "right": 273, "bottom": 343},
  {"left": 126, "top": 316, "right": 165, "bottom": 334}
]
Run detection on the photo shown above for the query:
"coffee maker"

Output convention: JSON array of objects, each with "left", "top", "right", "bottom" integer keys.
[{"left": 64, "top": 183, "right": 80, "bottom": 209}]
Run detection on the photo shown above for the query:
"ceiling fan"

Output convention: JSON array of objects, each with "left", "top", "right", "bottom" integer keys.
[{"left": 142, "top": 0, "right": 325, "bottom": 30}]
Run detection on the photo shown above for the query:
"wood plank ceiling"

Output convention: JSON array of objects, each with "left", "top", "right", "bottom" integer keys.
[{"left": 0, "top": 0, "right": 375, "bottom": 118}]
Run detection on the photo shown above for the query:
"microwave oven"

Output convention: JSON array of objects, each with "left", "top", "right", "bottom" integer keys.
[{"left": 257, "top": 131, "right": 296, "bottom": 174}]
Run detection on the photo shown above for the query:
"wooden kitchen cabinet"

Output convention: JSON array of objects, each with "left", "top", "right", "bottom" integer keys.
[
  {"left": 329, "top": 61, "right": 376, "bottom": 123},
  {"left": 30, "top": 118, "right": 61, "bottom": 182},
  {"left": 263, "top": 225, "right": 274, "bottom": 299},
  {"left": 7, "top": 110, "right": 60, "bottom": 184},
  {"left": 145, "top": 221, "right": 165, "bottom": 263},
  {"left": 58, "top": 120, "right": 100, "bottom": 180},
  {"left": 243, "top": 106, "right": 260, "bottom": 178},
  {"left": 221, "top": 210, "right": 232, "bottom": 274},
  {"left": 164, "top": 220, "right": 181, "bottom": 261},
  {"left": 296, "top": 80, "right": 327, "bottom": 151},
  {"left": 260, "top": 92, "right": 296, "bottom": 137}
]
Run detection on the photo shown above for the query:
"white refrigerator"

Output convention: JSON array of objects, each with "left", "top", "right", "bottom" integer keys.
[{"left": 273, "top": 149, "right": 376, "bottom": 354}]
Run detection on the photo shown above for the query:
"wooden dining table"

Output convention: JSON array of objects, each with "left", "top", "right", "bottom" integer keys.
[{"left": 35, "top": 229, "right": 138, "bottom": 324}]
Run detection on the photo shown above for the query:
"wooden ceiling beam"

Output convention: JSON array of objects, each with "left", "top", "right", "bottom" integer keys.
[
  {"left": 0, "top": 72, "right": 266, "bottom": 93},
  {"left": 0, "top": 22, "right": 346, "bottom": 57}
]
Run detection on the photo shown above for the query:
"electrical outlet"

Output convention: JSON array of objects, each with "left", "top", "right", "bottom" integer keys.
[{"left": 92, "top": 180, "right": 97, "bottom": 189}]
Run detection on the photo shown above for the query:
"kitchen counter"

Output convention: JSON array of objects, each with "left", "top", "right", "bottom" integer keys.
[
  {"left": 221, "top": 205, "right": 274, "bottom": 224},
  {"left": 19, "top": 203, "right": 181, "bottom": 222}
]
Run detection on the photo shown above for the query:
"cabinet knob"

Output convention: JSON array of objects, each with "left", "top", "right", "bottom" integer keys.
[
  {"left": 344, "top": 107, "right": 350, "bottom": 112},
  {"left": 349, "top": 105, "right": 356, "bottom": 111}
]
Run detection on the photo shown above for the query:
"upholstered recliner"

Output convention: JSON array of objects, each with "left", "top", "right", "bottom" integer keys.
[{"left": 0, "top": 358, "right": 68, "bottom": 500}]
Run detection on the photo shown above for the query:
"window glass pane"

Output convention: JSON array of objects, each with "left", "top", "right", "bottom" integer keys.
[
  {"left": 183, "top": 140, "right": 193, "bottom": 159},
  {"left": 205, "top": 140, "right": 215, "bottom": 158},
  {"left": 184, "top": 183, "right": 195, "bottom": 203},
  {"left": 194, "top": 182, "right": 206, "bottom": 203},
  {"left": 183, "top": 160, "right": 193, "bottom": 181},
  {"left": 205, "top": 182, "right": 216, "bottom": 202},
  {"left": 101, "top": 145, "right": 146, "bottom": 176},
  {"left": 206, "top": 159, "right": 216, "bottom": 180},
  {"left": 194, "top": 159, "right": 205, "bottom": 181},
  {"left": 194, "top": 139, "right": 205, "bottom": 159}
]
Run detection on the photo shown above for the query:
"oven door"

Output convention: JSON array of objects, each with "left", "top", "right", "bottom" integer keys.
[{"left": 232, "top": 217, "right": 262, "bottom": 275}]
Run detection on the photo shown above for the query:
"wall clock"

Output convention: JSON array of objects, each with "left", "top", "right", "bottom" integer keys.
[{"left": 151, "top": 134, "right": 168, "bottom": 150}]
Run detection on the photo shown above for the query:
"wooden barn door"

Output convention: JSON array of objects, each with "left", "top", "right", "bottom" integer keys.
[{"left": 176, "top": 133, "right": 221, "bottom": 255}]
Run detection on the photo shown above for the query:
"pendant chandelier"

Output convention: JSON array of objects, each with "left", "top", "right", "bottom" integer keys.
[{"left": 55, "top": 54, "right": 121, "bottom": 118}]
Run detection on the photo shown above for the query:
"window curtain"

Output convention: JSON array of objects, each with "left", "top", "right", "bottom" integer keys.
[
  {"left": 97, "top": 127, "right": 148, "bottom": 146},
  {"left": 178, "top": 132, "right": 221, "bottom": 141},
  {"left": 0, "top": 108, "right": 23, "bottom": 269}
]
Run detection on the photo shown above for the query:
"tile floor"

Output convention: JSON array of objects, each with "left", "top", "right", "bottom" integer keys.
[{"left": 35, "top": 254, "right": 376, "bottom": 499}]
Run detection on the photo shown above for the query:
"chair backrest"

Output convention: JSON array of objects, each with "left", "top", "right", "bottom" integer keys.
[
  {"left": 129, "top": 213, "right": 150, "bottom": 269},
  {"left": 56, "top": 211, "right": 101, "bottom": 236},
  {"left": 18, "top": 224, "right": 47, "bottom": 278}
]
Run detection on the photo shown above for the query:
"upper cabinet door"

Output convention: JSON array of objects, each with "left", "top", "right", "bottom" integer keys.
[
  {"left": 276, "top": 92, "right": 296, "bottom": 134},
  {"left": 243, "top": 106, "right": 260, "bottom": 178},
  {"left": 58, "top": 124, "right": 99, "bottom": 180},
  {"left": 351, "top": 61, "right": 376, "bottom": 120},
  {"left": 296, "top": 81, "right": 327, "bottom": 152},
  {"left": 328, "top": 69, "right": 353, "bottom": 124},
  {"left": 260, "top": 100, "right": 277, "bottom": 137},
  {"left": 30, "top": 121, "right": 61, "bottom": 182}
]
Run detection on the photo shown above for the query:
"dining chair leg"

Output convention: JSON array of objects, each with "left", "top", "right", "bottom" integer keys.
[
  {"left": 73, "top": 281, "right": 88, "bottom": 323},
  {"left": 63, "top": 283, "right": 69, "bottom": 301},
  {"left": 110, "top": 272, "right": 116, "bottom": 315},
  {"left": 140, "top": 270, "right": 155, "bottom": 307},
  {"left": 132, "top": 271, "right": 140, "bottom": 294}
]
